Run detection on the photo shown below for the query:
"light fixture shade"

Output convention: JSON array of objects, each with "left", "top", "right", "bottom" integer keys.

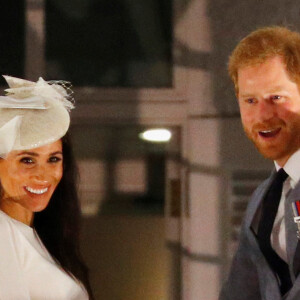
[{"left": 139, "top": 128, "right": 172, "bottom": 142}]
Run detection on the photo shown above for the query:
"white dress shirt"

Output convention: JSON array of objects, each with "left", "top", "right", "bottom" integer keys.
[{"left": 272, "top": 149, "right": 300, "bottom": 262}]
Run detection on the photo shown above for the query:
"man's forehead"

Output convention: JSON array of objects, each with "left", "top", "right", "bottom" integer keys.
[
  {"left": 239, "top": 85, "right": 287, "bottom": 96},
  {"left": 238, "top": 55, "right": 286, "bottom": 72}
]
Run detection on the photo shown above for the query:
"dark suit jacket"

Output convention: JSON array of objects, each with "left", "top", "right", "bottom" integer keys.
[{"left": 219, "top": 171, "right": 300, "bottom": 300}]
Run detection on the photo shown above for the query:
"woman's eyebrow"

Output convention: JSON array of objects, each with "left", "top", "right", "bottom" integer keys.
[
  {"left": 16, "top": 151, "right": 38, "bottom": 157},
  {"left": 16, "top": 151, "right": 63, "bottom": 157},
  {"left": 50, "top": 151, "right": 63, "bottom": 156}
]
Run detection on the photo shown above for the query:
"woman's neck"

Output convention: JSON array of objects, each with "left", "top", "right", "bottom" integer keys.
[{"left": 0, "top": 200, "right": 33, "bottom": 226}]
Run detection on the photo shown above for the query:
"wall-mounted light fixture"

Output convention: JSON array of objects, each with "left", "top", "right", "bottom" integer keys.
[{"left": 139, "top": 128, "right": 172, "bottom": 143}]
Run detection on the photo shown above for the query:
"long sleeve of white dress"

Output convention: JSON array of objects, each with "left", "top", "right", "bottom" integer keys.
[{"left": 0, "top": 210, "right": 89, "bottom": 300}]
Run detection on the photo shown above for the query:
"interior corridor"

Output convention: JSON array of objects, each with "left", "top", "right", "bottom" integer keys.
[{"left": 81, "top": 215, "right": 170, "bottom": 300}]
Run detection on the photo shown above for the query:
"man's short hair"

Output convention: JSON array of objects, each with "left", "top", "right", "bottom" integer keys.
[{"left": 228, "top": 26, "right": 300, "bottom": 94}]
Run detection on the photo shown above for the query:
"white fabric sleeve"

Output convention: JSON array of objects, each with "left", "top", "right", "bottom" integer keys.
[{"left": 0, "top": 216, "right": 30, "bottom": 299}]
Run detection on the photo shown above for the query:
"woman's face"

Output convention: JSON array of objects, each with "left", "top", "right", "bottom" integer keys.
[{"left": 0, "top": 140, "right": 63, "bottom": 225}]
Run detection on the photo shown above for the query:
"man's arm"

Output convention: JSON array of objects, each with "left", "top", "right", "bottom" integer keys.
[{"left": 219, "top": 230, "right": 261, "bottom": 300}]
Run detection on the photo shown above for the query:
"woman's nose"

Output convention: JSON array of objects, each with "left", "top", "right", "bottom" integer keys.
[{"left": 30, "top": 165, "right": 49, "bottom": 184}]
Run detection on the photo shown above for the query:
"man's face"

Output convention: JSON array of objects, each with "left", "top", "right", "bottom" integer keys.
[{"left": 238, "top": 55, "right": 300, "bottom": 166}]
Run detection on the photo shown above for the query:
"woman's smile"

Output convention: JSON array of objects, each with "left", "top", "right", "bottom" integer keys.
[{"left": 24, "top": 186, "right": 49, "bottom": 195}]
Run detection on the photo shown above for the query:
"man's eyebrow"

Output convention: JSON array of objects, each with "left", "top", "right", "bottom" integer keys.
[
  {"left": 238, "top": 93, "right": 255, "bottom": 99},
  {"left": 239, "top": 86, "right": 288, "bottom": 98},
  {"left": 267, "top": 86, "right": 287, "bottom": 93}
]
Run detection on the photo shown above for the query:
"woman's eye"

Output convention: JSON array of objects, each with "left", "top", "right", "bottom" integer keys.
[
  {"left": 20, "top": 157, "right": 34, "bottom": 164},
  {"left": 48, "top": 156, "right": 62, "bottom": 163}
]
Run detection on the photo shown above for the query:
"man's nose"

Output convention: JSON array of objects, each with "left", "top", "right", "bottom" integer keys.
[{"left": 257, "top": 100, "right": 277, "bottom": 121}]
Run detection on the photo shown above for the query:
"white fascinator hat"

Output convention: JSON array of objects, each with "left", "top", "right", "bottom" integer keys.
[{"left": 0, "top": 75, "right": 74, "bottom": 157}]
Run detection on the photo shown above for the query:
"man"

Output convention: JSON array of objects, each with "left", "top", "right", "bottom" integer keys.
[{"left": 219, "top": 26, "right": 300, "bottom": 300}]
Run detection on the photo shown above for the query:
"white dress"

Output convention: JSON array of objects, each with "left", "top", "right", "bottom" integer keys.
[{"left": 0, "top": 210, "right": 89, "bottom": 300}]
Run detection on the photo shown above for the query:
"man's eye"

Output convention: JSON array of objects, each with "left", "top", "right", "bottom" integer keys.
[
  {"left": 246, "top": 98, "right": 256, "bottom": 104},
  {"left": 271, "top": 95, "right": 281, "bottom": 101},
  {"left": 48, "top": 156, "right": 62, "bottom": 163},
  {"left": 20, "top": 157, "right": 34, "bottom": 164}
]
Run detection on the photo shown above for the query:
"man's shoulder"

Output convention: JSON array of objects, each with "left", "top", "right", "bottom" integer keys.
[
  {"left": 241, "top": 175, "right": 272, "bottom": 226},
  {"left": 246, "top": 175, "right": 272, "bottom": 204},
  {"left": 254, "top": 176, "right": 272, "bottom": 195}
]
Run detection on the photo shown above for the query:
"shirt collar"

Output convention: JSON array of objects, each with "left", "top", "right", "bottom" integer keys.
[{"left": 274, "top": 148, "right": 300, "bottom": 188}]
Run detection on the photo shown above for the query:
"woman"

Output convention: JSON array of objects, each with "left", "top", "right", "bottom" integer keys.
[{"left": 0, "top": 76, "right": 93, "bottom": 299}]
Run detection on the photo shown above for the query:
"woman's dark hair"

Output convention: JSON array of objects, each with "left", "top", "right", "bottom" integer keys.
[{"left": 34, "top": 133, "right": 93, "bottom": 299}]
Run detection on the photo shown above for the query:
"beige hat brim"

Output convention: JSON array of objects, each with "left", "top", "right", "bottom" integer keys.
[{"left": 0, "top": 101, "right": 70, "bottom": 151}]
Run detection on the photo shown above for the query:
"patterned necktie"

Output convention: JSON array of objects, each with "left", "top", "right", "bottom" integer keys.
[{"left": 257, "top": 168, "right": 292, "bottom": 295}]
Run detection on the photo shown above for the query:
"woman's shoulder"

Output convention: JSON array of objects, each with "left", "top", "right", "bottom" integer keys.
[
  {"left": 0, "top": 210, "right": 13, "bottom": 231},
  {"left": 0, "top": 212, "right": 31, "bottom": 298},
  {"left": 0, "top": 210, "right": 19, "bottom": 232},
  {"left": 0, "top": 210, "right": 31, "bottom": 249},
  {"left": 0, "top": 210, "right": 22, "bottom": 247},
  {"left": 0, "top": 210, "right": 25, "bottom": 268},
  {"left": 0, "top": 210, "right": 32, "bottom": 233}
]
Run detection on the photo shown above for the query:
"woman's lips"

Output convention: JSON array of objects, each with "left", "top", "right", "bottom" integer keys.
[{"left": 258, "top": 128, "right": 281, "bottom": 138}]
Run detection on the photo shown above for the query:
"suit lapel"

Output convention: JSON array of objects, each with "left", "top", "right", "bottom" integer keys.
[
  {"left": 245, "top": 172, "right": 284, "bottom": 299},
  {"left": 245, "top": 172, "right": 274, "bottom": 253},
  {"left": 237, "top": 169, "right": 300, "bottom": 298},
  {"left": 285, "top": 183, "right": 300, "bottom": 279},
  {"left": 246, "top": 171, "right": 275, "bottom": 229}
]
